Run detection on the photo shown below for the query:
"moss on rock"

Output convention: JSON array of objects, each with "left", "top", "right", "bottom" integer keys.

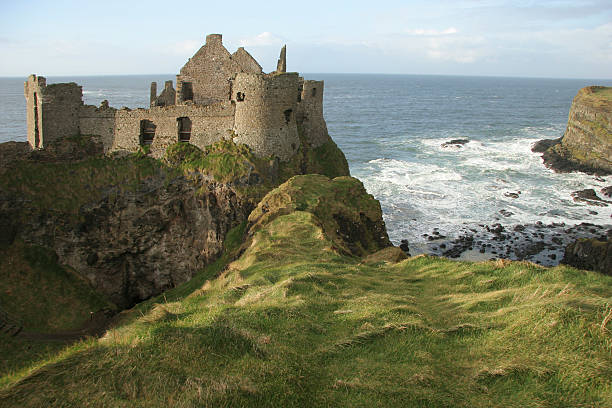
[{"left": 247, "top": 174, "right": 391, "bottom": 257}]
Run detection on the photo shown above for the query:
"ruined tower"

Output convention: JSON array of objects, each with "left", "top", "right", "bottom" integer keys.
[
  {"left": 276, "top": 45, "right": 287, "bottom": 73},
  {"left": 24, "top": 75, "right": 82, "bottom": 149}
]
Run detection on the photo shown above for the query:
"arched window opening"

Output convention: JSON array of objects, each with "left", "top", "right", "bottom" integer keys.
[
  {"left": 177, "top": 117, "right": 192, "bottom": 142},
  {"left": 140, "top": 120, "right": 156, "bottom": 145},
  {"left": 311, "top": 88, "right": 317, "bottom": 97}
]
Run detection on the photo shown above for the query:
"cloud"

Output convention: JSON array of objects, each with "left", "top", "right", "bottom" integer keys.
[
  {"left": 239, "top": 32, "right": 284, "bottom": 47},
  {"left": 172, "top": 40, "right": 200, "bottom": 55},
  {"left": 404, "top": 27, "right": 458, "bottom": 36}
]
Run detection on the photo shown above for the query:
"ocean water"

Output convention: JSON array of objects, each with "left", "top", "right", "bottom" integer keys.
[{"left": 1, "top": 74, "right": 611, "bottom": 252}]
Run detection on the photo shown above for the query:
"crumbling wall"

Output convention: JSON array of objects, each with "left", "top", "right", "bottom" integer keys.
[
  {"left": 151, "top": 81, "right": 176, "bottom": 107},
  {"left": 79, "top": 101, "right": 117, "bottom": 152},
  {"left": 296, "top": 80, "right": 330, "bottom": 148},
  {"left": 24, "top": 75, "right": 44, "bottom": 149},
  {"left": 112, "top": 102, "right": 235, "bottom": 157},
  {"left": 24, "top": 75, "right": 82, "bottom": 149},
  {"left": 232, "top": 72, "right": 301, "bottom": 161}
]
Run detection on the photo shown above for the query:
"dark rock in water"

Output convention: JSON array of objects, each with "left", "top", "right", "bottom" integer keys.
[
  {"left": 563, "top": 238, "right": 611, "bottom": 275},
  {"left": 571, "top": 189, "right": 611, "bottom": 207},
  {"left": 499, "top": 209, "right": 514, "bottom": 217},
  {"left": 515, "top": 241, "right": 546, "bottom": 260},
  {"left": 601, "top": 186, "right": 612, "bottom": 198},
  {"left": 399, "top": 239, "right": 410, "bottom": 255},
  {"left": 589, "top": 210, "right": 598, "bottom": 215},
  {"left": 504, "top": 191, "right": 521, "bottom": 199},
  {"left": 513, "top": 225, "right": 526, "bottom": 232},
  {"left": 531, "top": 138, "right": 561, "bottom": 153},
  {"left": 441, "top": 139, "right": 469, "bottom": 148},
  {"left": 486, "top": 224, "right": 505, "bottom": 234},
  {"left": 442, "top": 235, "right": 474, "bottom": 258}
]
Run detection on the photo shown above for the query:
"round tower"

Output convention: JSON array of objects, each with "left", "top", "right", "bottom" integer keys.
[{"left": 232, "top": 72, "right": 301, "bottom": 161}]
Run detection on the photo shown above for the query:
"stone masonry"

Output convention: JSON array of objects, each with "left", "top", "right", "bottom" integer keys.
[{"left": 24, "top": 34, "right": 333, "bottom": 161}]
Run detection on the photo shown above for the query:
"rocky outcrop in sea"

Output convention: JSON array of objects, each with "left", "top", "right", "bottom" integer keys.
[{"left": 534, "top": 86, "right": 612, "bottom": 175}]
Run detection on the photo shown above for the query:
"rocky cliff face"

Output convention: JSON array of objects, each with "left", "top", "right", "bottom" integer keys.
[
  {"left": 1, "top": 162, "right": 250, "bottom": 308},
  {"left": 537, "top": 86, "right": 612, "bottom": 175},
  {"left": 0, "top": 138, "right": 350, "bottom": 308},
  {"left": 563, "top": 238, "right": 611, "bottom": 276}
]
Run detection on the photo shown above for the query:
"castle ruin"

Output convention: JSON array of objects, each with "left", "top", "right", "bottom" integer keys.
[{"left": 24, "top": 34, "right": 330, "bottom": 161}]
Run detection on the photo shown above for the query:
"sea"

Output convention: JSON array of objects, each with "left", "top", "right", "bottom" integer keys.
[{"left": 1, "top": 74, "right": 611, "bottom": 261}]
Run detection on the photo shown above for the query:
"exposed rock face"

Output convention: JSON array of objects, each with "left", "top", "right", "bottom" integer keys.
[
  {"left": 563, "top": 238, "right": 611, "bottom": 275},
  {"left": 0, "top": 136, "right": 350, "bottom": 308},
  {"left": 1, "top": 170, "right": 250, "bottom": 308},
  {"left": 537, "top": 86, "right": 612, "bottom": 175}
]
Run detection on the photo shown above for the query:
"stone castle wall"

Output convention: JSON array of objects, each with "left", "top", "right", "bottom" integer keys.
[
  {"left": 80, "top": 103, "right": 117, "bottom": 152},
  {"left": 232, "top": 73, "right": 301, "bottom": 161},
  {"left": 296, "top": 80, "right": 329, "bottom": 148},
  {"left": 23, "top": 34, "right": 333, "bottom": 163},
  {"left": 112, "top": 102, "right": 235, "bottom": 158},
  {"left": 24, "top": 75, "right": 82, "bottom": 148}
]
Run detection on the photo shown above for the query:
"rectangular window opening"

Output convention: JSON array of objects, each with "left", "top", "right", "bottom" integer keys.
[
  {"left": 178, "top": 117, "right": 192, "bottom": 142},
  {"left": 140, "top": 120, "right": 156, "bottom": 145}
]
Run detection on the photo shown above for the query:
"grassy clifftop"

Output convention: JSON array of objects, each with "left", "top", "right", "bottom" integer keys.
[{"left": 2, "top": 175, "right": 611, "bottom": 407}]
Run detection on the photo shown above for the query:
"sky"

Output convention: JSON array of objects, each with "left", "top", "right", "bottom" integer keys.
[{"left": 1, "top": 0, "right": 611, "bottom": 78}]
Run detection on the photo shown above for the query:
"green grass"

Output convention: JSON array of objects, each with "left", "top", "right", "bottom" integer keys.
[
  {"left": 0, "top": 242, "right": 114, "bottom": 333},
  {"left": 0, "top": 241, "right": 115, "bottom": 388},
  {"left": 591, "top": 86, "right": 612, "bottom": 101},
  {"left": 0, "top": 153, "right": 168, "bottom": 216},
  {"left": 1, "top": 175, "right": 611, "bottom": 407}
]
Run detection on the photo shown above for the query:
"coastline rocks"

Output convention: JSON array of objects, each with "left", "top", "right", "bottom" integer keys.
[
  {"left": 571, "top": 189, "right": 611, "bottom": 206},
  {"left": 441, "top": 139, "right": 469, "bottom": 148},
  {"left": 409, "top": 222, "right": 610, "bottom": 267},
  {"left": 535, "top": 86, "right": 612, "bottom": 175},
  {"left": 531, "top": 138, "right": 561, "bottom": 153},
  {"left": 563, "top": 238, "right": 611, "bottom": 275}
]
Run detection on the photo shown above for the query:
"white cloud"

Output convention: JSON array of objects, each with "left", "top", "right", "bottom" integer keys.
[
  {"left": 239, "top": 32, "right": 284, "bottom": 47},
  {"left": 172, "top": 40, "right": 200, "bottom": 55},
  {"left": 404, "top": 27, "right": 458, "bottom": 36}
]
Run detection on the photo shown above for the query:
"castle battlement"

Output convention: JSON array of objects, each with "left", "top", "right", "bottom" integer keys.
[{"left": 24, "top": 34, "right": 331, "bottom": 161}]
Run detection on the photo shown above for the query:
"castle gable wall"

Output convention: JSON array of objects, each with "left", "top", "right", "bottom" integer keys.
[
  {"left": 231, "top": 48, "right": 263, "bottom": 74},
  {"left": 177, "top": 34, "right": 235, "bottom": 105}
]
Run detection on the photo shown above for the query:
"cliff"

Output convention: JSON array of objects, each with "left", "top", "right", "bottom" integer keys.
[
  {"left": 0, "top": 136, "right": 349, "bottom": 309},
  {"left": 536, "top": 86, "right": 612, "bottom": 175},
  {"left": 2, "top": 174, "right": 611, "bottom": 407}
]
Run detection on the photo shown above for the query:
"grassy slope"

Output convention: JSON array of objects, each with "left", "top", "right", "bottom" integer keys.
[
  {"left": 0, "top": 242, "right": 115, "bottom": 388},
  {"left": 1, "top": 175, "right": 611, "bottom": 407}
]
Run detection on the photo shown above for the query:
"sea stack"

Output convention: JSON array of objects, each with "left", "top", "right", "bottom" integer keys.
[{"left": 535, "top": 86, "right": 612, "bottom": 175}]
